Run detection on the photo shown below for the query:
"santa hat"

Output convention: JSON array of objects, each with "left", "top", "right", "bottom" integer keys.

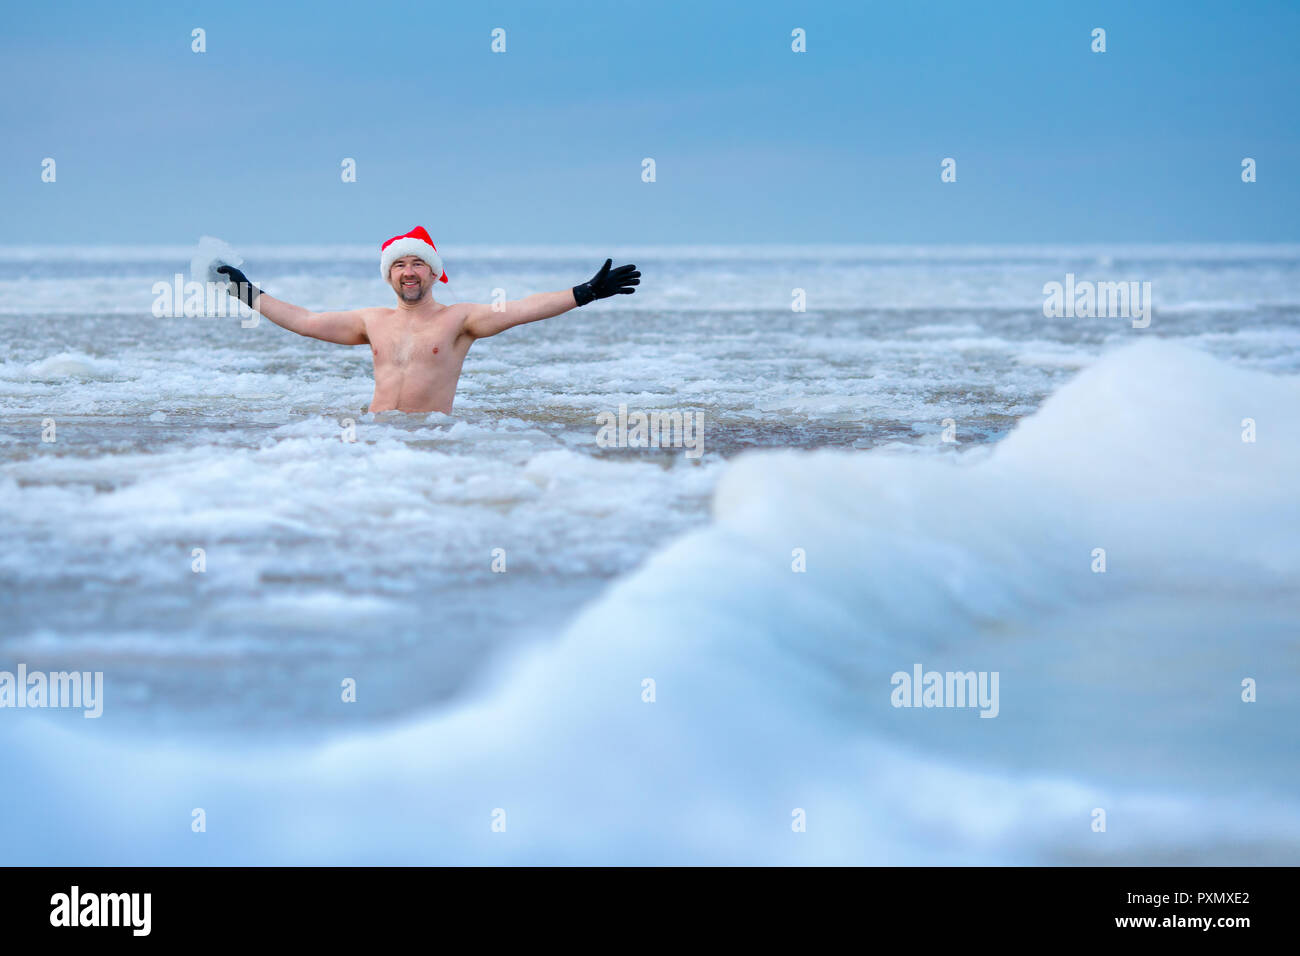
[{"left": 380, "top": 226, "right": 448, "bottom": 283}]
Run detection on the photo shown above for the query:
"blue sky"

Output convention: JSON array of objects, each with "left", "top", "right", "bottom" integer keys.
[{"left": 2, "top": 0, "right": 1297, "bottom": 244}]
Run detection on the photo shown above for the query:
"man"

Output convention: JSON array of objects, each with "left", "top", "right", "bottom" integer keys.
[{"left": 216, "top": 226, "right": 639, "bottom": 414}]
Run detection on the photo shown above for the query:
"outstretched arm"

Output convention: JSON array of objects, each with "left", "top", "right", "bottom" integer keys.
[
  {"left": 217, "top": 265, "right": 368, "bottom": 345},
  {"left": 463, "top": 290, "right": 578, "bottom": 339},
  {"left": 253, "top": 294, "right": 370, "bottom": 345},
  {"left": 463, "top": 258, "right": 640, "bottom": 339}
]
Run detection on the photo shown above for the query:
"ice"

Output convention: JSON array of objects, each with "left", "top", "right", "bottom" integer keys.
[
  {"left": 1, "top": 339, "right": 1296, "bottom": 864},
  {"left": 189, "top": 235, "right": 243, "bottom": 287}
]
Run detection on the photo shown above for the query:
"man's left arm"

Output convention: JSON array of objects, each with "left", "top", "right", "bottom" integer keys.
[
  {"left": 463, "top": 290, "right": 577, "bottom": 339},
  {"left": 463, "top": 259, "right": 640, "bottom": 339}
]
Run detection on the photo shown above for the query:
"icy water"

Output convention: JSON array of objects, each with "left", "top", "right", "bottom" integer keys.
[
  {"left": 2, "top": 244, "right": 1299, "bottom": 865},
  {"left": 1, "top": 243, "right": 1297, "bottom": 738}
]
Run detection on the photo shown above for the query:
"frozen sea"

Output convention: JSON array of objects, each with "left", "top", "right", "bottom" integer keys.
[{"left": 1, "top": 243, "right": 1297, "bottom": 864}]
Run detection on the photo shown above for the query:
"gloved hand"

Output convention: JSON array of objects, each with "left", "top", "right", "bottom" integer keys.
[
  {"left": 573, "top": 259, "right": 639, "bottom": 307},
  {"left": 216, "top": 264, "right": 265, "bottom": 308}
]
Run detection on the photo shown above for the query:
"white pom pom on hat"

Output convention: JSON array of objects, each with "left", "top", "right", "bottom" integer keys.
[{"left": 380, "top": 226, "right": 447, "bottom": 283}]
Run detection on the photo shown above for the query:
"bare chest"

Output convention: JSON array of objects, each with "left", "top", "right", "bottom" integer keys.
[{"left": 368, "top": 315, "right": 463, "bottom": 370}]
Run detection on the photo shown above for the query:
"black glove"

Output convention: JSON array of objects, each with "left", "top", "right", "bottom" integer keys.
[
  {"left": 572, "top": 259, "right": 639, "bottom": 307},
  {"left": 216, "top": 264, "right": 264, "bottom": 308}
]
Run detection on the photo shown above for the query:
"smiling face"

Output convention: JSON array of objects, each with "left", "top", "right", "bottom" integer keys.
[{"left": 389, "top": 256, "right": 434, "bottom": 303}]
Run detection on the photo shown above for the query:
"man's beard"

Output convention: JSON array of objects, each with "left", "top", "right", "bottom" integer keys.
[{"left": 399, "top": 282, "right": 424, "bottom": 302}]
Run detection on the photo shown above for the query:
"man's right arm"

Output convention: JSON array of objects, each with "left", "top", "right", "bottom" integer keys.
[
  {"left": 217, "top": 265, "right": 368, "bottom": 345},
  {"left": 255, "top": 293, "right": 370, "bottom": 346}
]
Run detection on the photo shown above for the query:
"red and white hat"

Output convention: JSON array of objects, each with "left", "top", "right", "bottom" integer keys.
[{"left": 380, "top": 226, "right": 448, "bottom": 283}]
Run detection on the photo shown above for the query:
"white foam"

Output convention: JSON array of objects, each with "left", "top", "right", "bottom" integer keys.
[{"left": 23, "top": 352, "right": 119, "bottom": 381}]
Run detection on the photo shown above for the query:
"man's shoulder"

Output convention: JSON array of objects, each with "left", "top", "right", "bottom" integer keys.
[
  {"left": 439, "top": 302, "right": 476, "bottom": 324},
  {"left": 357, "top": 306, "right": 396, "bottom": 324}
]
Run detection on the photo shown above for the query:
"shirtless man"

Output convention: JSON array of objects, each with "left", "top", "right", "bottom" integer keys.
[{"left": 215, "top": 226, "right": 640, "bottom": 413}]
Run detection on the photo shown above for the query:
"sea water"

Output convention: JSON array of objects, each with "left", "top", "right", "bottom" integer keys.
[{"left": 1, "top": 243, "right": 1297, "bottom": 863}]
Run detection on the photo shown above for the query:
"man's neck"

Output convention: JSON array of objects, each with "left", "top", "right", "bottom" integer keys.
[{"left": 395, "top": 295, "right": 441, "bottom": 314}]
